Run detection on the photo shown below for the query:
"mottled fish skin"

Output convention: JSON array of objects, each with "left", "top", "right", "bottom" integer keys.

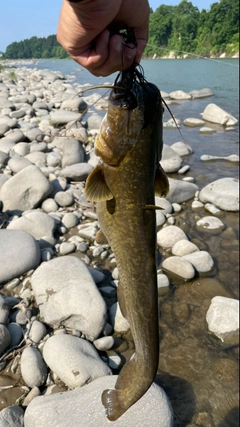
[{"left": 85, "top": 75, "right": 168, "bottom": 421}]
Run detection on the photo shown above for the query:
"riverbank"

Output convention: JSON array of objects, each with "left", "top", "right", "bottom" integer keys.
[{"left": 0, "top": 64, "right": 239, "bottom": 426}]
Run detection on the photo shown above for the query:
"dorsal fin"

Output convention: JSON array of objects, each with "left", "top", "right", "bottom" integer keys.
[{"left": 85, "top": 164, "right": 113, "bottom": 201}]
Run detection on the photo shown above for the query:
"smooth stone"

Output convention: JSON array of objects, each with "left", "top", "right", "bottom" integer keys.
[
  {"left": 172, "top": 203, "right": 182, "bottom": 213},
  {"left": 7, "top": 156, "right": 33, "bottom": 173},
  {"left": 206, "top": 296, "right": 239, "bottom": 344},
  {"left": 62, "top": 139, "right": 85, "bottom": 168},
  {"left": 196, "top": 216, "right": 225, "bottom": 233},
  {"left": 172, "top": 240, "right": 199, "bottom": 256},
  {"left": 191, "top": 200, "right": 204, "bottom": 210},
  {"left": 62, "top": 212, "right": 79, "bottom": 228},
  {"left": 31, "top": 256, "right": 107, "bottom": 341},
  {"left": 46, "top": 152, "right": 62, "bottom": 167},
  {"left": 25, "top": 151, "right": 46, "bottom": 165},
  {"left": 178, "top": 165, "right": 190, "bottom": 174},
  {"left": 171, "top": 141, "right": 193, "bottom": 156},
  {"left": 201, "top": 103, "right": 238, "bottom": 126},
  {"left": 199, "top": 178, "right": 239, "bottom": 211},
  {"left": 0, "top": 115, "right": 17, "bottom": 129},
  {"left": 0, "top": 151, "right": 8, "bottom": 166},
  {"left": 4, "top": 129, "right": 25, "bottom": 143},
  {"left": 0, "top": 165, "right": 52, "bottom": 212},
  {"left": 93, "top": 336, "right": 115, "bottom": 351},
  {"left": 0, "top": 405, "right": 24, "bottom": 427},
  {"left": 78, "top": 222, "right": 99, "bottom": 242},
  {"left": 160, "top": 144, "right": 182, "bottom": 173},
  {"left": 155, "top": 197, "right": 173, "bottom": 214},
  {"left": 61, "top": 97, "right": 88, "bottom": 112},
  {"left": 182, "top": 251, "right": 214, "bottom": 274},
  {"left": 109, "top": 302, "right": 129, "bottom": 333},
  {"left": 59, "top": 242, "right": 76, "bottom": 255},
  {"left": 0, "top": 137, "right": 15, "bottom": 154},
  {"left": 32, "top": 101, "right": 49, "bottom": 110},
  {"left": 199, "top": 126, "right": 216, "bottom": 134},
  {"left": 43, "top": 334, "right": 111, "bottom": 389},
  {"left": 156, "top": 210, "right": 166, "bottom": 227},
  {"left": 200, "top": 154, "right": 239, "bottom": 162},
  {"left": 58, "top": 163, "right": 93, "bottom": 181},
  {"left": 7, "top": 323, "right": 23, "bottom": 348},
  {"left": 49, "top": 177, "right": 67, "bottom": 196},
  {"left": 24, "top": 127, "right": 43, "bottom": 142},
  {"left": 41, "top": 198, "right": 59, "bottom": 213},
  {"left": 8, "top": 210, "right": 56, "bottom": 240},
  {"left": 204, "top": 203, "right": 221, "bottom": 215},
  {"left": 24, "top": 375, "right": 173, "bottom": 427},
  {"left": 54, "top": 191, "right": 74, "bottom": 207},
  {"left": 50, "top": 110, "right": 81, "bottom": 125},
  {"left": 108, "top": 351, "right": 122, "bottom": 369},
  {"left": 0, "top": 230, "right": 41, "bottom": 285},
  {"left": 162, "top": 256, "right": 195, "bottom": 280},
  {"left": 183, "top": 117, "right": 205, "bottom": 127},
  {"left": 157, "top": 225, "right": 188, "bottom": 249},
  {"left": 10, "top": 109, "right": 26, "bottom": 119},
  {"left": 12, "top": 142, "right": 30, "bottom": 156},
  {"left": 87, "top": 113, "right": 103, "bottom": 130},
  {"left": 26, "top": 319, "right": 47, "bottom": 344},
  {"left": 0, "top": 295, "right": 9, "bottom": 325},
  {"left": 0, "top": 123, "right": 10, "bottom": 136},
  {"left": 88, "top": 267, "right": 105, "bottom": 284},
  {"left": 182, "top": 176, "right": 195, "bottom": 183},
  {"left": 21, "top": 346, "right": 48, "bottom": 388},
  {"left": 0, "top": 324, "right": 11, "bottom": 355},
  {"left": 157, "top": 274, "right": 170, "bottom": 296},
  {"left": 166, "top": 178, "right": 198, "bottom": 204},
  {"left": 23, "top": 387, "right": 41, "bottom": 406},
  {"left": 169, "top": 90, "right": 191, "bottom": 100},
  {"left": 189, "top": 88, "right": 214, "bottom": 99}
]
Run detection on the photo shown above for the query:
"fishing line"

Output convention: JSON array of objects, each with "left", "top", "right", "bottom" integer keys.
[{"left": 141, "top": 42, "right": 239, "bottom": 68}]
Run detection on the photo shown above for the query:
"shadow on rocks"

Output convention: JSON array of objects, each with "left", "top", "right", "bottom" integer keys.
[
  {"left": 217, "top": 407, "right": 239, "bottom": 427},
  {"left": 155, "top": 371, "right": 196, "bottom": 427}
]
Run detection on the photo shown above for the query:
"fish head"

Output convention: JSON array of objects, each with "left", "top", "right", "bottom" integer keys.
[{"left": 95, "top": 82, "right": 144, "bottom": 166}]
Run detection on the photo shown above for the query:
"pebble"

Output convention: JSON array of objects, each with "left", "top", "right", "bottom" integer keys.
[
  {"left": 93, "top": 336, "right": 115, "bottom": 351},
  {"left": 20, "top": 346, "right": 48, "bottom": 388},
  {"left": 22, "top": 386, "right": 41, "bottom": 406},
  {"left": 59, "top": 242, "right": 76, "bottom": 255},
  {"left": 107, "top": 351, "right": 122, "bottom": 369},
  {"left": 26, "top": 319, "right": 47, "bottom": 344},
  {"left": 31, "top": 256, "right": 107, "bottom": 341},
  {"left": 61, "top": 212, "right": 79, "bottom": 228},
  {"left": 206, "top": 296, "right": 239, "bottom": 344},
  {"left": 172, "top": 240, "right": 199, "bottom": 256},
  {"left": 201, "top": 103, "right": 238, "bottom": 126},
  {"left": 0, "top": 324, "right": 11, "bottom": 355},
  {"left": 8, "top": 210, "right": 57, "bottom": 241},
  {"left": 109, "top": 302, "right": 129, "bottom": 333},
  {"left": 157, "top": 274, "right": 170, "bottom": 296},
  {"left": 166, "top": 178, "right": 198, "bottom": 204},
  {"left": 160, "top": 144, "right": 182, "bottom": 173},
  {"left": 191, "top": 200, "right": 204, "bottom": 210},
  {"left": 182, "top": 251, "right": 214, "bottom": 274},
  {"left": 43, "top": 334, "right": 111, "bottom": 389},
  {"left": 196, "top": 216, "right": 225, "bottom": 233},
  {"left": 162, "top": 256, "right": 195, "bottom": 280},
  {"left": 24, "top": 375, "right": 173, "bottom": 427},
  {"left": 0, "top": 405, "right": 25, "bottom": 427},
  {"left": 157, "top": 225, "right": 188, "bottom": 249},
  {"left": 54, "top": 191, "right": 74, "bottom": 207},
  {"left": 0, "top": 295, "right": 9, "bottom": 325},
  {"left": 171, "top": 141, "right": 193, "bottom": 155},
  {"left": 7, "top": 323, "right": 23, "bottom": 348},
  {"left": 183, "top": 117, "right": 205, "bottom": 127},
  {"left": 199, "top": 177, "right": 239, "bottom": 211},
  {"left": 178, "top": 165, "right": 190, "bottom": 174}
]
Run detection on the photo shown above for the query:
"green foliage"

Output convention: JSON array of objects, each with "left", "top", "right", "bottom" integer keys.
[
  {"left": 2, "top": 34, "right": 69, "bottom": 59},
  {"left": 145, "top": 0, "right": 239, "bottom": 57}
]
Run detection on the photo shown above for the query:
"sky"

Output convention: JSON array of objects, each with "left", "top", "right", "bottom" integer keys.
[{"left": 0, "top": 0, "right": 215, "bottom": 53}]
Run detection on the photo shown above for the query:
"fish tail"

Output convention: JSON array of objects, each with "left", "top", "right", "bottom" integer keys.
[{"left": 101, "top": 388, "right": 125, "bottom": 421}]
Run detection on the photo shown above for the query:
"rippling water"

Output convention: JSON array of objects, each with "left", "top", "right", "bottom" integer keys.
[{"left": 18, "top": 58, "right": 239, "bottom": 425}]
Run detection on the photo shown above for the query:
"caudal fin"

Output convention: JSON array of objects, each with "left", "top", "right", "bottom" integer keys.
[{"left": 102, "top": 388, "right": 126, "bottom": 421}]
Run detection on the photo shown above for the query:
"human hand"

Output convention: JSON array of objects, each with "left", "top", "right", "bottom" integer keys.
[{"left": 57, "top": 0, "right": 150, "bottom": 76}]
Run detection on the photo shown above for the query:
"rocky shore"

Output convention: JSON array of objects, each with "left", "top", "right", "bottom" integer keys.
[{"left": 0, "top": 63, "right": 239, "bottom": 426}]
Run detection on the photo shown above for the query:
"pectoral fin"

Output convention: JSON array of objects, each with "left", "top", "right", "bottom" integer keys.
[
  {"left": 155, "top": 164, "right": 169, "bottom": 198},
  {"left": 85, "top": 164, "right": 113, "bottom": 202}
]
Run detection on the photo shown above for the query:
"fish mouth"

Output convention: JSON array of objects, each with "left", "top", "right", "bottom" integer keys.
[{"left": 110, "top": 87, "right": 138, "bottom": 111}]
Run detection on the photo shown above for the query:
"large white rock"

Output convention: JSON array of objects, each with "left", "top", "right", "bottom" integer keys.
[
  {"left": 201, "top": 103, "right": 238, "bottom": 126},
  {"left": 31, "top": 256, "right": 107, "bottom": 341},
  {"left": 199, "top": 178, "right": 239, "bottom": 211},
  {"left": 21, "top": 347, "right": 48, "bottom": 388},
  {"left": 162, "top": 256, "right": 195, "bottom": 280},
  {"left": 196, "top": 216, "right": 225, "bottom": 233},
  {"left": 206, "top": 296, "right": 239, "bottom": 343},
  {"left": 160, "top": 144, "right": 182, "bottom": 173},
  {"left": 7, "top": 210, "right": 57, "bottom": 240},
  {"left": 169, "top": 90, "right": 191, "bottom": 100},
  {"left": 170, "top": 141, "right": 193, "bottom": 156},
  {"left": 43, "top": 334, "right": 111, "bottom": 389},
  {"left": 166, "top": 178, "right": 198, "bottom": 204},
  {"left": 182, "top": 251, "right": 214, "bottom": 274},
  {"left": 0, "top": 230, "right": 41, "bottom": 285},
  {"left": 0, "top": 165, "right": 52, "bottom": 212},
  {"left": 24, "top": 375, "right": 173, "bottom": 427},
  {"left": 189, "top": 88, "right": 214, "bottom": 99},
  {"left": 157, "top": 225, "right": 188, "bottom": 249}
]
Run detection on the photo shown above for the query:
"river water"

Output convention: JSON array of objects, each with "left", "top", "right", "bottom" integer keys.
[{"left": 19, "top": 58, "right": 239, "bottom": 425}]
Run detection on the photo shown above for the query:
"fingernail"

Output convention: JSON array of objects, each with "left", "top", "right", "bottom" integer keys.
[{"left": 115, "top": 42, "right": 122, "bottom": 52}]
